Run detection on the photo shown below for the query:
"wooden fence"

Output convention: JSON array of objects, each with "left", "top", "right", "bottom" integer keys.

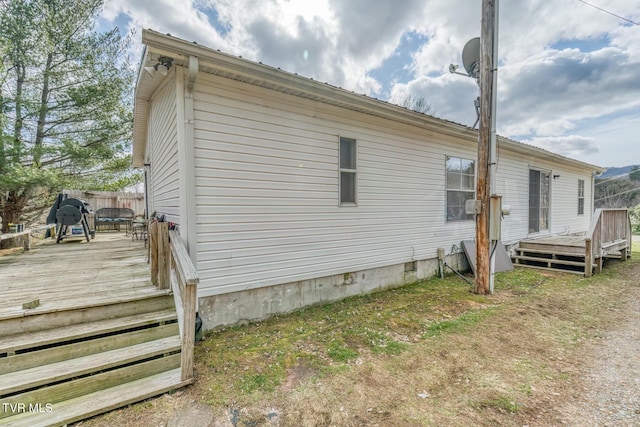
[{"left": 63, "top": 190, "right": 145, "bottom": 216}]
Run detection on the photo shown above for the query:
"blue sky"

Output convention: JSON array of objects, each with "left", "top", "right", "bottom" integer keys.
[{"left": 101, "top": 0, "right": 640, "bottom": 168}]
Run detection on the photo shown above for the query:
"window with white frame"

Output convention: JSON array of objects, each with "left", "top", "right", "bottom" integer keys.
[
  {"left": 578, "top": 179, "right": 585, "bottom": 215},
  {"left": 339, "top": 137, "right": 357, "bottom": 205},
  {"left": 446, "top": 156, "right": 475, "bottom": 221}
]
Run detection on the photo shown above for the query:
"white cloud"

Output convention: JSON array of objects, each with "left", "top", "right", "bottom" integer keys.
[
  {"left": 523, "top": 135, "right": 599, "bottom": 158},
  {"left": 389, "top": 75, "right": 478, "bottom": 125},
  {"left": 102, "top": 0, "right": 229, "bottom": 50},
  {"left": 496, "top": 46, "right": 640, "bottom": 137},
  {"left": 100, "top": 0, "right": 640, "bottom": 167}
]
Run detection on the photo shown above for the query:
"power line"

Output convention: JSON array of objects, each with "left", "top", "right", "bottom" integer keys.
[
  {"left": 594, "top": 186, "right": 640, "bottom": 202},
  {"left": 595, "top": 171, "right": 635, "bottom": 186},
  {"left": 576, "top": 0, "right": 640, "bottom": 26}
]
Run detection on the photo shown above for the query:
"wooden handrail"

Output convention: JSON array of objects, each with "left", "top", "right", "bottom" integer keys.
[
  {"left": 584, "top": 209, "right": 603, "bottom": 277},
  {"left": 169, "top": 230, "right": 199, "bottom": 285},
  {"left": 149, "top": 222, "right": 199, "bottom": 381},
  {"left": 0, "top": 224, "right": 56, "bottom": 249},
  {"left": 585, "top": 208, "right": 632, "bottom": 276},
  {"left": 586, "top": 208, "right": 603, "bottom": 242}
]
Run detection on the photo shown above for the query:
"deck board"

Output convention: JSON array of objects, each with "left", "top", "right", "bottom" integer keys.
[
  {"left": 0, "top": 233, "right": 159, "bottom": 317},
  {"left": 520, "top": 235, "right": 586, "bottom": 248}
]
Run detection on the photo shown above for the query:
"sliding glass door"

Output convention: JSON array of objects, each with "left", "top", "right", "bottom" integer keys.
[{"left": 529, "top": 169, "right": 550, "bottom": 233}]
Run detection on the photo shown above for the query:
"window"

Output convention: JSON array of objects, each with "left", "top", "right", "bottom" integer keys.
[
  {"left": 339, "top": 137, "right": 357, "bottom": 205},
  {"left": 446, "top": 156, "right": 475, "bottom": 221},
  {"left": 578, "top": 179, "right": 585, "bottom": 215},
  {"left": 529, "top": 169, "right": 550, "bottom": 233}
]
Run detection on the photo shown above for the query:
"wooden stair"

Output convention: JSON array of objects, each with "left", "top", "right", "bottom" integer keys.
[
  {"left": 512, "top": 242, "right": 593, "bottom": 275},
  {"left": 0, "top": 293, "right": 192, "bottom": 426}
]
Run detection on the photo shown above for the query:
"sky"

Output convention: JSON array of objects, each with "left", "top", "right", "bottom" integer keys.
[{"left": 100, "top": 0, "right": 640, "bottom": 168}]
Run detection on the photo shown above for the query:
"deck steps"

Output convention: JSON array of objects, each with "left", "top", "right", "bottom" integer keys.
[
  {"left": 1, "top": 335, "right": 181, "bottom": 396},
  {"left": 511, "top": 255, "right": 594, "bottom": 268},
  {"left": 512, "top": 245, "right": 591, "bottom": 275},
  {"left": 2, "top": 368, "right": 191, "bottom": 427},
  {"left": 0, "top": 292, "right": 174, "bottom": 333},
  {"left": 0, "top": 295, "right": 188, "bottom": 425},
  {"left": 1, "top": 308, "right": 177, "bottom": 356},
  {"left": 511, "top": 263, "right": 585, "bottom": 275},
  {"left": 509, "top": 247, "right": 587, "bottom": 258},
  {"left": 0, "top": 323, "right": 178, "bottom": 375}
]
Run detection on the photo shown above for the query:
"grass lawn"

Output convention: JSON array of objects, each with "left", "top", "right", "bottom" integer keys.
[{"left": 85, "top": 239, "right": 639, "bottom": 426}]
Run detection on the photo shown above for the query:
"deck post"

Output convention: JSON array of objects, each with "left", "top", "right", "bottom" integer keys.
[
  {"left": 584, "top": 238, "right": 592, "bottom": 278},
  {"left": 167, "top": 230, "right": 199, "bottom": 382},
  {"left": 157, "top": 223, "right": 170, "bottom": 289},
  {"left": 181, "top": 282, "right": 196, "bottom": 381},
  {"left": 595, "top": 256, "right": 603, "bottom": 274},
  {"left": 149, "top": 222, "right": 158, "bottom": 286}
]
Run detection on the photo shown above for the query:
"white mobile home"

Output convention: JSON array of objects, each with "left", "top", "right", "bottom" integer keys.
[{"left": 134, "top": 30, "right": 605, "bottom": 331}]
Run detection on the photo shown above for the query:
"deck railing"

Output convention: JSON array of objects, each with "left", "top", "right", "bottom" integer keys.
[
  {"left": 0, "top": 224, "right": 56, "bottom": 250},
  {"left": 585, "top": 208, "right": 632, "bottom": 277},
  {"left": 149, "top": 222, "right": 199, "bottom": 381}
]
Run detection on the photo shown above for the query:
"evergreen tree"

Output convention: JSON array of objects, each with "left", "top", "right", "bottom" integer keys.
[{"left": 0, "top": 0, "right": 138, "bottom": 231}]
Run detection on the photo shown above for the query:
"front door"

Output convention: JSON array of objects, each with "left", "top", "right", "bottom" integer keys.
[{"left": 529, "top": 169, "right": 550, "bottom": 233}]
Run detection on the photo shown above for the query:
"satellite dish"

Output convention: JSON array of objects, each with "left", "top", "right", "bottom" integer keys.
[{"left": 462, "top": 37, "right": 481, "bottom": 79}]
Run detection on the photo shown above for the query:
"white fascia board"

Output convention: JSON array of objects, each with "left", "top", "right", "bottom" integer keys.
[
  {"left": 498, "top": 137, "right": 605, "bottom": 173},
  {"left": 132, "top": 47, "right": 151, "bottom": 168}
]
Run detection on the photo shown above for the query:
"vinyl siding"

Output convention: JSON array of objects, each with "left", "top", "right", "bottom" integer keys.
[
  {"left": 495, "top": 154, "right": 593, "bottom": 241},
  {"left": 147, "top": 72, "right": 180, "bottom": 223},
  {"left": 191, "top": 72, "right": 596, "bottom": 297},
  {"left": 194, "top": 73, "right": 473, "bottom": 297},
  {"left": 493, "top": 155, "right": 530, "bottom": 241},
  {"left": 548, "top": 166, "right": 593, "bottom": 234}
]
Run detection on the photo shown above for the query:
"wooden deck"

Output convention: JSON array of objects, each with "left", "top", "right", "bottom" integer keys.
[
  {"left": 513, "top": 209, "right": 633, "bottom": 276},
  {"left": 0, "top": 232, "right": 191, "bottom": 427},
  {"left": 519, "top": 235, "right": 586, "bottom": 252},
  {"left": 0, "top": 232, "right": 164, "bottom": 318}
]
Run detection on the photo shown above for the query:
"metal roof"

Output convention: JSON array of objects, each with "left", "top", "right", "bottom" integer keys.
[{"left": 133, "top": 29, "right": 604, "bottom": 173}]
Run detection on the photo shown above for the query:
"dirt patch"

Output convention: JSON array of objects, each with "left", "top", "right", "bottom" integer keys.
[
  {"left": 77, "top": 244, "right": 640, "bottom": 427},
  {"left": 527, "top": 259, "right": 640, "bottom": 426},
  {"left": 282, "top": 360, "right": 320, "bottom": 393}
]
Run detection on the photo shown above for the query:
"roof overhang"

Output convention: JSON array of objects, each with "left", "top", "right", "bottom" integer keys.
[
  {"left": 497, "top": 137, "right": 605, "bottom": 173},
  {"left": 133, "top": 29, "right": 604, "bottom": 173}
]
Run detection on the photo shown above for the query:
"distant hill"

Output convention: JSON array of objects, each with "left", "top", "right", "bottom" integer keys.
[
  {"left": 600, "top": 165, "right": 639, "bottom": 179},
  {"left": 595, "top": 164, "right": 640, "bottom": 208}
]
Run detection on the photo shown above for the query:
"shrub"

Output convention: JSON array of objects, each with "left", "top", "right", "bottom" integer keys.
[{"left": 630, "top": 205, "right": 640, "bottom": 235}]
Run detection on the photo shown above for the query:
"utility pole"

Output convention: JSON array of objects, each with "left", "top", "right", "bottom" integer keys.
[{"left": 475, "top": 0, "right": 498, "bottom": 294}]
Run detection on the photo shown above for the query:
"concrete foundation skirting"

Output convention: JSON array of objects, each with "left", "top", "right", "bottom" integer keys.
[{"left": 198, "top": 253, "right": 468, "bottom": 331}]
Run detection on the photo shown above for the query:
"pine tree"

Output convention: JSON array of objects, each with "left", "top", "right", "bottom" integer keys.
[{"left": 0, "top": 0, "right": 138, "bottom": 231}]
